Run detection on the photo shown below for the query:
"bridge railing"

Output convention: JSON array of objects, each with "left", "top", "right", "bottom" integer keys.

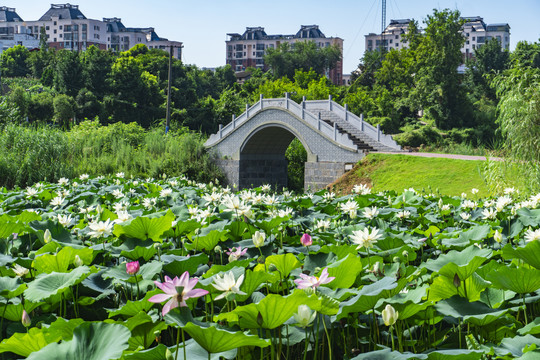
[
  {"left": 206, "top": 95, "right": 357, "bottom": 150},
  {"left": 304, "top": 97, "right": 401, "bottom": 150}
]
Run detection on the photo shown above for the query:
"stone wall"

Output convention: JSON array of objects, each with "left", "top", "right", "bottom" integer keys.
[
  {"left": 305, "top": 161, "right": 349, "bottom": 191},
  {"left": 215, "top": 159, "right": 239, "bottom": 188},
  {"left": 239, "top": 157, "right": 288, "bottom": 190}
]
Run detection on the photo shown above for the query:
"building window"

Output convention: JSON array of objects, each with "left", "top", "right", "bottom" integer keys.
[
  {"left": 395, "top": 35, "right": 398, "bottom": 39},
  {"left": 46, "top": 26, "right": 50, "bottom": 30},
  {"left": 54, "top": 29, "right": 57, "bottom": 34},
  {"left": 54, "top": 21, "right": 57, "bottom": 25},
  {"left": 472, "top": 37, "right": 475, "bottom": 41},
  {"left": 82, "top": 24, "right": 87, "bottom": 31},
  {"left": 243, "top": 52, "right": 246, "bottom": 56},
  {"left": 59, "top": 26, "right": 62, "bottom": 30},
  {"left": 243, "top": 45, "right": 246, "bottom": 49},
  {"left": 395, "top": 43, "right": 399, "bottom": 47}
]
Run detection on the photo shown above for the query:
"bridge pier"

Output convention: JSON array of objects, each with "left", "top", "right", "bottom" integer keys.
[{"left": 304, "top": 162, "right": 348, "bottom": 191}]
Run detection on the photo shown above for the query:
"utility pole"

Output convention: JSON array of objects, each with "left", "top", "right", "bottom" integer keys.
[
  {"left": 165, "top": 44, "right": 183, "bottom": 134},
  {"left": 380, "top": 0, "right": 387, "bottom": 55},
  {"left": 165, "top": 45, "right": 173, "bottom": 134}
]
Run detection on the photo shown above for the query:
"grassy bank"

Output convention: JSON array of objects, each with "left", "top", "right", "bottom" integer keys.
[{"left": 331, "top": 153, "right": 493, "bottom": 197}]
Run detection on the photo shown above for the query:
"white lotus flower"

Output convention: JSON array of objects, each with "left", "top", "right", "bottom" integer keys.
[
  {"left": 160, "top": 188, "right": 173, "bottom": 198},
  {"left": 315, "top": 219, "right": 331, "bottom": 231},
  {"left": 111, "top": 189, "right": 124, "bottom": 199},
  {"left": 396, "top": 210, "right": 411, "bottom": 219},
  {"left": 116, "top": 172, "right": 125, "bottom": 178},
  {"left": 261, "top": 184, "right": 271, "bottom": 192},
  {"left": 350, "top": 228, "right": 382, "bottom": 249},
  {"left": 212, "top": 271, "right": 247, "bottom": 300},
  {"left": 363, "top": 206, "right": 379, "bottom": 220},
  {"left": 79, "top": 174, "right": 89, "bottom": 180},
  {"left": 382, "top": 304, "right": 398, "bottom": 326},
  {"left": 353, "top": 184, "right": 371, "bottom": 195},
  {"left": 58, "top": 177, "right": 69, "bottom": 186},
  {"left": 87, "top": 219, "right": 114, "bottom": 239},
  {"left": 524, "top": 228, "right": 540, "bottom": 243},
  {"left": 459, "top": 212, "right": 471, "bottom": 221},
  {"left": 461, "top": 200, "right": 477, "bottom": 209},
  {"left": 340, "top": 199, "right": 358, "bottom": 219},
  {"left": 252, "top": 231, "right": 266, "bottom": 248},
  {"left": 50, "top": 196, "right": 65, "bottom": 207},
  {"left": 471, "top": 188, "right": 479, "bottom": 194},
  {"left": 25, "top": 187, "right": 38, "bottom": 198},
  {"left": 115, "top": 210, "right": 133, "bottom": 223},
  {"left": 57, "top": 214, "right": 74, "bottom": 228},
  {"left": 293, "top": 305, "right": 317, "bottom": 328},
  {"left": 482, "top": 208, "right": 497, "bottom": 220},
  {"left": 13, "top": 263, "right": 29, "bottom": 277}
]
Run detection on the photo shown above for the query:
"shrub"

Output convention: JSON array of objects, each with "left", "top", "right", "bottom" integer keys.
[{"left": 393, "top": 126, "right": 442, "bottom": 148}]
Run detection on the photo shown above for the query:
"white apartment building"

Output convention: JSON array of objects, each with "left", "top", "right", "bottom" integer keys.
[
  {"left": 19, "top": 4, "right": 181, "bottom": 56},
  {"left": 0, "top": 7, "right": 39, "bottom": 53},
  {"left": 365, "top": 17, "right": 510, "bottom": 59},
  {"left": 226, "top": 25, "right": 344, "bottom": 85}
]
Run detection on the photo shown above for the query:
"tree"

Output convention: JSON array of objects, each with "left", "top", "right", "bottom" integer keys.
[
  {"left": 511, "top": 40, "right": 540, "bottom": 69},
  {"left": 350, "top": 49, "right": 384, "bottom": 89},
  {"left": 466, "top": 38, "right": 510, "bottom": 100},
  {"left": 264, "top": 41, "right": 341, "bottom": 80},
  {"left": 81, "top": 45, "right": 114, "bottom": 99},
  {"left": 410, "top": 9, "right": 471, "bottom": 129},
  {"left": 54, "top": 50, "right": 84, "bottom": 97},
  {"left": 53, "top": 94, "right": 75, "bottom": 129},
  {"left": 0, "top": 45, "right": 30, "bottom": 77}
]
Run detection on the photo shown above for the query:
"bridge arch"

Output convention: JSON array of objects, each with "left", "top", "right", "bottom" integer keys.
[{"left": 206, "top": 96, "right": 400, "bottom": 190}]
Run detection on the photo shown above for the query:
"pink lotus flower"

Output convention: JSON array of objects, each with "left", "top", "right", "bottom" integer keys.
[
  {"left": 294, "top": 268, "right": 335, "bottom": 290},
  {"left": 226, "top": 246, "right": 248, "bottom": 262},
  {"left": 126, "top": 261, "right": 140, "bottom": 275},
  {"left": 148, "top": 272, "right": 209, "bottom": 316},
  {"left": 300, "top": 233, "right": 313, "bottom": 247}
]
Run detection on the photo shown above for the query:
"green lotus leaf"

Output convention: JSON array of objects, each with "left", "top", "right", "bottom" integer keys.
[
  {"left": 115, "top": 311, "right": 167, "bottom": 350},
  {"left": 0, "top": 276, "right": 26, "bottom": 298},
  {"left": 441, "top": 225, "right": 491, "bottom": 249},
  {"left": 26, "top": 322, "right": 131, "bottom": 360},
  {"left": 29, "top": 219, "right": 76, "bottom": 244},
  {"left": 24, "top": 266, "right": 96, "bottom": 302},
  {"left": 426, "top": 349, "right": 484, "bottom": 360},
  {"left": 103, "top": 261, "right": 162, "bottom": 283},
  {"left": 186, "top": 229, "right": 229, "bottom": 251},
  {"left": 516, "top": 208, "right": 540, "bottom": 227},
  {"left": 33, "top": 246, "right": 94, "bottom": 273},
  {"left": 265, "top": 253, "right": 301, "bottom": 278},
  {"left": 324, "top": 253, "right": 363, "bottom": 289},
  {"left": 435, "top": 296, "right": 519, "bottom": 327},
  {"left": 423, "top": 245, "right": 492, "bottom": 280},
  {"left": 120, "top": 245, "right": 157, "bottom": 262},
  {"left": 502, "top": 241, "right": 540, "bottom": 270},
  {"left": 124, "top": 340, "right": 237, "bottom": 360},
  {"left": 428, "top": 273, "right": 490, "bottom": 302},
  {"left": 518, "top": 318, "right": 540, "bottom": 336},
  {"left": 0, "top": 327, "right": 55, "bottom": 357},
  {"left": 183, "top": 322, "right": 270, "bottom": 354},
  {"left": 202, "top": 261, "right": 250, "bottom": 279},
  {"left": 235, "top": 269, "right": 277, "bottom": 302},
  {"left": 486, "top": 266, "right": 540, "bottom": 294},
  {"left": 107, "top": 289, "right": 160, "bottom": 318},
  {"left": 491, "top": 334, "right": 540, "bottom": 358},
  {"left": 0, "top": 299, "right": 43, "bottom": 322},
  {"left": 113, "top": 209, "right": 175, "bottom": 241},
  {"left": 351, "top": 348, "right": 427, "bottom": 359},
  {"left": 255, "top": 217, "right": 288, "bottom": 234},
  {"left": 233, "top": 290, "right": 315, "bottom": 329},
  {"left": 160, "top": 253, "right": 208, "bottom": 278},
  {"left": 307, "top": 292, "right": 340, "bottom": 315},
  {"left": 381, "top": 284, "right": 430, "bottom": 320},
  {"left": 336, "top": 277, "right": 398, "bottom": 320},
  {"left": 165, "top": 219, "right": 201, "bottom": 238}
]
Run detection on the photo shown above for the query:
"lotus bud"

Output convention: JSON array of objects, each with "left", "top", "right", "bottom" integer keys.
[
  {"left": 293, "top": 304, "right": 317, "bottom": 328},
  {"left": 256, "top": 311, "right": 264, "bottom": 327},
  {"left": 494, "top": 230, "right": 502, "bottom": 243},
  {"left": 381, "top": 304, "right": 398, "bottom": 326},
  {"left": 126, "top": 261, "right": 140, "bottom": 275},
  {"left": 373, "top": 261, "right": 381, "bottom": 274},
  {"left": 257, "top": 255, "right": 265, "bottom": 264},
  {"left": 252, "top": 231, "right": 266, "bottom": 248},
  {"left": 73, "top": 255, "right": 84, "bottom": 268},
  {"left": 300, "top": 233, "right": 313, "bottom": 247},
  {"left": 21, "top": 310, "right": 31, "bottom": 328},
  {"left": 453, "top": 274, "right": 461, "bottom": 288},
  {"left": 268, "top": 264, "right": 277, "bottom": 272},
  {"left": 44, "top": 229, "right": 52, "bottom": 243},
  {"left": 393, "top": 256, "right": 401, "bottom": 263},
  {"left": 402, "top": 250, "right": 409, "bottom": 258},
  {"left": 214, "top": 245, "right": 222, "bottom": 253},
  {"left": 153, "top": 243, "right": 162, "bottom": 250}
]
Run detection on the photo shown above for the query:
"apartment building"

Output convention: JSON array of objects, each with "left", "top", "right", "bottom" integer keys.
[
  {"left": 0, "top": 7, "right": 39, "bottom": 53},
  {"left": 365, "top": 17, "right": 510, "bottom": 58},
  {"left": 19, "top": 4, "right": 181, "bottom": 56},
  {"left": 226, "top": 25, "right": 343, "bottom": 85}
]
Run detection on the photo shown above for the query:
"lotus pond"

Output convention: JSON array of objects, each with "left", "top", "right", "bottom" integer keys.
[{"left": 1, "top": 175, "right": 540, "bottom": 359}]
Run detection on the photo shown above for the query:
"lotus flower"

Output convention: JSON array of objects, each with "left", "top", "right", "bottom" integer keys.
[
  {"left": 252, "top": 231, "right": 266, "bottom": 248},
  {"left": 21, "top": 310, "right": 31, "bottom": 327},
  {"left": 294, "top": 268, "right": 335, "bottom": 290},
  {"left": 212, "top": 271, "right": 247, "bottom": 300},
  {"left": 293, "top": 305, "right": 316, "bottom": 328},
  {"left": 382, "top": 304, "right": 398, "bottom": 326},
  {"left": 149, "top": 272, "right": 208, "bottom": 316},
  {"left": 126, "top": 261, "right": 140, "bottom": 275},
  {"left": 300, "top": 233, "right": 313, "bottom": 247}
]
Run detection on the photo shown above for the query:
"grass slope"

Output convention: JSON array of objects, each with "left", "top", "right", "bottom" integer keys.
[{"left": 330, "top": 153, "right": 491, "bottom": 197}]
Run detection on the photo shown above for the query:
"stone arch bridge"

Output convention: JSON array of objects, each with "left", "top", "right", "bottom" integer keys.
[{"left": 205, "top": 95, "right": 401, "bottom": 190}]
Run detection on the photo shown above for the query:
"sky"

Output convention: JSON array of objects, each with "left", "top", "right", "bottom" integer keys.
[{"left": 5, "top": 0, "right": 540, "bottom": 73}]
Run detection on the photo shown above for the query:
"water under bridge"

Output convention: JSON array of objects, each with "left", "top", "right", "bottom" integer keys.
[{"left": 205, "top": 95, "right": 401, "bottom": 190}]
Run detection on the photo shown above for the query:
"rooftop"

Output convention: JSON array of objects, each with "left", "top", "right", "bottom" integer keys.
[
  {"left": 39, "top": 3, "right": 86, "bottom": 21},
  {"left": 0, "top": 6, "right": 23, "bottom": 22}
]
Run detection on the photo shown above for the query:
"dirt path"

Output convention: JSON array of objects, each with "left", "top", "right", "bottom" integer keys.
[{"left": 376, "top": 151, "right": 503, "bottom": 161}]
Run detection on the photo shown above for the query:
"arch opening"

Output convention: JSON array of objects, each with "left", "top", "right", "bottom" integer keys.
[{"left": 239, "top": 125, "right": 307, "bottom": 191}]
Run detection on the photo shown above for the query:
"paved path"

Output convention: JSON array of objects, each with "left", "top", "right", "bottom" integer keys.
[{"left": 376, "top": 151, "right": 503, "bottom": 161}]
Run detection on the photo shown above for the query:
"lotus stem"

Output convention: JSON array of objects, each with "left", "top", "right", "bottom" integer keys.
[{"left": 321, "top": 314, "right": 332, "bottom": 359}]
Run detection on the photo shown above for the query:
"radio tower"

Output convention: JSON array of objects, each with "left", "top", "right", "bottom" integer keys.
[{"left": 380, "top": 0, "right": 386, "bottom": 54}]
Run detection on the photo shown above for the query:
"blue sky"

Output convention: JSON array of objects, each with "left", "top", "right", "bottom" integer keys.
[{"left": 6, "top": 1, "right": 540, "bottom": 73}]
